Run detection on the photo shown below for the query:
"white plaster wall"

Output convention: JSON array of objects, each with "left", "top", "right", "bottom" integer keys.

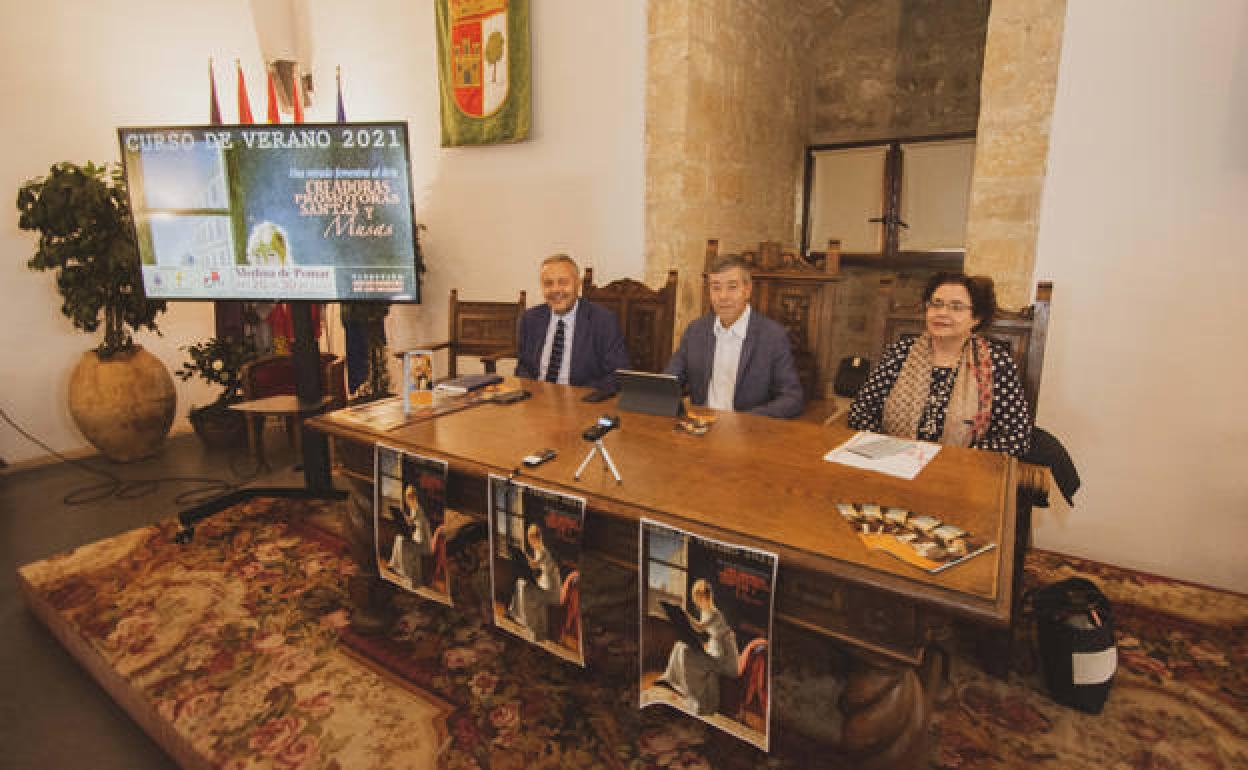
[
  {"left": 1032, "top": 0, "right": 1248, "bottom": 592},
  {"left": 306, "top": 1, "right": 646, "bottom": 377},
  {"left": 0, "top": 0, "right": 645, "bottom": 465},
  {"left": 0, "top": 0, "right": 267, "bottom": 465}
]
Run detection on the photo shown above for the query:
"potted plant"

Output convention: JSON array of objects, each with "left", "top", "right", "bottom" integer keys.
[
  {"left": 16, "top": 161, "right": 174, "bottom": 462},
  {"left": 176, "top": 336, "right": 258, "bottom": 448}
]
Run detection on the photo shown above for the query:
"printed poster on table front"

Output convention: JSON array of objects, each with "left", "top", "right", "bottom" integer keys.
[
  {"left": 638, "top": 519, "right": 777, "bottom": 751},
  {"left": 487, "top": 474, "right": 586, "bottom": 666},
  {"left": 374, "top": 444, "right": 452, "bottom": 606}
]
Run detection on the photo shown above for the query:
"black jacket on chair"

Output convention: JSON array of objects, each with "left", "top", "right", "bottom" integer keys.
[{"left": 1024, "top": 427, "right": 1080, "bottom": 507}]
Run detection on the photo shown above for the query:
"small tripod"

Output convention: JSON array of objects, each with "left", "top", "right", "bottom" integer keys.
[{"left": 574, "top": 438, "right": 622, "bottom": 484}]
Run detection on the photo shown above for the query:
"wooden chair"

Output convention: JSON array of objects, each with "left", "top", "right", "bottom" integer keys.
[
  {"left": 238, "top": 353, "right": 346, "bottom": 460},
  {"left": 415, "top": 290, "right": 527, "bottom": 379},
  {"left": 582, "top": 268, "right": 678, "bottom": 373}
]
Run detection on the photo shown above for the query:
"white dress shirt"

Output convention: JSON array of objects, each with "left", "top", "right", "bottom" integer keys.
[
  {"left": 539, "top": 299, "right": 578, "bottom": 385},
  {"left": 707, "top": 305, "right": 750, "bottom": 411}
]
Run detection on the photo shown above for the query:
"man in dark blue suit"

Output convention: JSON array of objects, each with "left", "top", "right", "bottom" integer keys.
[
  {"left": 515, "top": 254, "right": 630, "bottom": 393},
  {"left": 665, "top": 255, "right": 804, "bottom": 418}
]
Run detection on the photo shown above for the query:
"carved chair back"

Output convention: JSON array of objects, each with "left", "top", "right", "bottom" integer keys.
[
  {"left": 581, "top": 268, "right": 678, "bottom": 373},
  {"left": 445, "top": 290, "right": 527, "bottom": 379}
]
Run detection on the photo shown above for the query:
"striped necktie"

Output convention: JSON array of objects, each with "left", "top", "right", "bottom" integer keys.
[{"left": 544, "top": 319, "right": 566, "bottom": 383}]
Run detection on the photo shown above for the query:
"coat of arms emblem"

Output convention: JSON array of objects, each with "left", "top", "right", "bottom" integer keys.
[{"left": 449, "top": 0, "right": 510, "bottom": 118}]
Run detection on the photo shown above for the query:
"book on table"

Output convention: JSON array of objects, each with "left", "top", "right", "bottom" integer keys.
[{"left": 435, "top": 373, "right": 504, "bottom": 394}]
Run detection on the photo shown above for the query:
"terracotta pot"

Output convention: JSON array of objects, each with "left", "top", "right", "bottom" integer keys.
[{"left": 68, "top": 345, "right": 176, "bottom": 462}]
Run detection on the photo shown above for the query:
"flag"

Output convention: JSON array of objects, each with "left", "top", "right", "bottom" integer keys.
[
  {"left": 291, "top": 66, "right": 304, "bottom": 123},
  {"left": 208, "top": 58, "right": 222, "bottom": 125},
  {"left": 336, "top": 65, "right": 346, "bottom": 123},
  {"left": 236, "top": 60, "right": 254, "bottom": 123},
  {"left": 435, "top": 0, "right": 531, "bottom": 145},
  {"left": 266, "top": 68, "right": 281, "bottom": 124}
]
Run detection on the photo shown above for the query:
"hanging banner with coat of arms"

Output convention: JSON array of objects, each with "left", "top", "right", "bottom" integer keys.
[{"left": 435, "top": 0, "right": 531, "bottom": 146}]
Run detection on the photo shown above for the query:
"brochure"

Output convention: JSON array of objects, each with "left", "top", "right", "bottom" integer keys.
[
  {"left": 835, "top": 503, "right": 996, "bottom": 574},
  {"left": 326, "top": 396, "right": 409, "bottom": 431},
  {"left": 401, "top": 350, "right": 435, "bottom": 414}
]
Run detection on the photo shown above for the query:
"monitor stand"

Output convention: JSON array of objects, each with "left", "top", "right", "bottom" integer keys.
[
  {"left": 176, "top": 301, "right": 343, "bottom": 545},
  {"left": 291, "top": 300, "right": 333, "bottom": 493}
]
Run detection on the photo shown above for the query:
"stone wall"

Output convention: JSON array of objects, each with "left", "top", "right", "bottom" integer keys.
[
  {"left": 963, "top": 0, "right": 1066, "bottom": 308},
  {"left": 646, "top": 0, "right": 1065, "bottom": 350},
  {"left": 646, "top": 0, "right": 815, "bottom": 332},
  {"left": 811, "top": 0, "right": 989, "bottom": 144}
]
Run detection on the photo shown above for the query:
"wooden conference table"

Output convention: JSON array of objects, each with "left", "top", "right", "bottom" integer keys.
[{"left": 307, "top": 379, "right": 1017, "bottom": 769}]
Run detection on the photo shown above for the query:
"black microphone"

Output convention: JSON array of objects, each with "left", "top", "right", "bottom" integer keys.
[{"left": 582, "top": 414, "right": 620, "bottom": 442}]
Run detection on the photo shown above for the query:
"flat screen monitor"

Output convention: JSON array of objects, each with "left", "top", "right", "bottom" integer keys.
[{"left": 117, "top": 122, "right": 420, "bottom": 302}]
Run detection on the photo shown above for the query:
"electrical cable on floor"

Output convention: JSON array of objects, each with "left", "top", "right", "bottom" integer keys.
[{"left": 1, "top": 406, "right": 249, "bottom": 507}]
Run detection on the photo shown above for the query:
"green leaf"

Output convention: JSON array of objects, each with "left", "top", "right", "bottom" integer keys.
[{"left": 16, "top": 160, "right": 164, "bottom": 352}]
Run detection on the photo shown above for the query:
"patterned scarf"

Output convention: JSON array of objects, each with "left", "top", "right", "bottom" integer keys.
[{"left": 881, "top": 333, "right": 994, "bottom": 447}]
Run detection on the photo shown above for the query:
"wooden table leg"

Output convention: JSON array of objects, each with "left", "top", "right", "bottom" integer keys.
[{"left": 837, "top": 651, "right": 930, "bottom": 770}]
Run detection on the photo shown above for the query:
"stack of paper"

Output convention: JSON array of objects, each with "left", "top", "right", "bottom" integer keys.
[{"left": 823, "top": 431, "right": 941, "bottom": 480}]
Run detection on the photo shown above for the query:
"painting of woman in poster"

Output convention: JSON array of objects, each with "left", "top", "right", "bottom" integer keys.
[
  {"left": 373, "top": 445, "right": 452, "bottom": 605},
  {"left": 387, "top": 482, "right": 433, "bottom": 585},
  {"left": 639, "top": 519, "right": 777, "bottom": 750},
  {"left": 488, "top": 475, "right": 586, "bottom": 666},
  {"left": 653, "top": 578, "right": 741, "bottom": 714}
]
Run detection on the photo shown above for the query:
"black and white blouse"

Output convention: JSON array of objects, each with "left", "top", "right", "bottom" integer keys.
[{"left": 847, "top": 336, "right": 1032, "bottom": 457}]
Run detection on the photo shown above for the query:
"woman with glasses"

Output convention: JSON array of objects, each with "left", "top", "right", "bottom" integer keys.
[{"left": 847, "top": 272, "right": 1031, "bottom": 456}]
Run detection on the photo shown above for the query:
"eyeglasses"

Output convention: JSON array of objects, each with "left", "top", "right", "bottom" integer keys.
[{"left": 925, "top": 299, "right": 972, "bottom": 313}]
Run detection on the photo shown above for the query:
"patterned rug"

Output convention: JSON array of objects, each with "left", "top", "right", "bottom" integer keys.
[{"left": 17, "top": 497, "right": 1248, "bottom": 770}]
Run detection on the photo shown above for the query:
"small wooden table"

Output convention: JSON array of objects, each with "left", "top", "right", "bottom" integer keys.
[
  {"left": 231, "top": 395, "right": 335, "bottom": 470},
  {"left": 308, "top": 380, "right": 1017, "bottom": 770}
]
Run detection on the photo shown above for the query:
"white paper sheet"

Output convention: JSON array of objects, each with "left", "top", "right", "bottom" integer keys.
[{"left": 824, "top": 431, "right": 942, "bottom": 480}]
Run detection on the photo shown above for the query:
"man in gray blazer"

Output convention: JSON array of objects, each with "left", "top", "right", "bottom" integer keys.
[{"left": 665, "top": 255, "right": 804, "bottom": 418}]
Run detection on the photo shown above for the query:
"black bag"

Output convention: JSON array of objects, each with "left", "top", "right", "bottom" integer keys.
[
  {"left": 833, "top": 356, "right": 870, "bottom": 398},
  {"left": 1028, "top": 577, "right": 1116, "bottom": 714}
]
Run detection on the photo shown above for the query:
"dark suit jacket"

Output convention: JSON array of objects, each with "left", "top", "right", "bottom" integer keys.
[
  {"left": 665, "top": 309, "right": 804, "bottom": 418},
  {"left": 515, "top": 300, "right": 630, "bottom": 392}
]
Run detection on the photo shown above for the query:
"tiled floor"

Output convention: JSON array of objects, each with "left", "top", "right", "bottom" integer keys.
[{"left": 1, "top": 429, "right": 304, "bottom": 770}]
